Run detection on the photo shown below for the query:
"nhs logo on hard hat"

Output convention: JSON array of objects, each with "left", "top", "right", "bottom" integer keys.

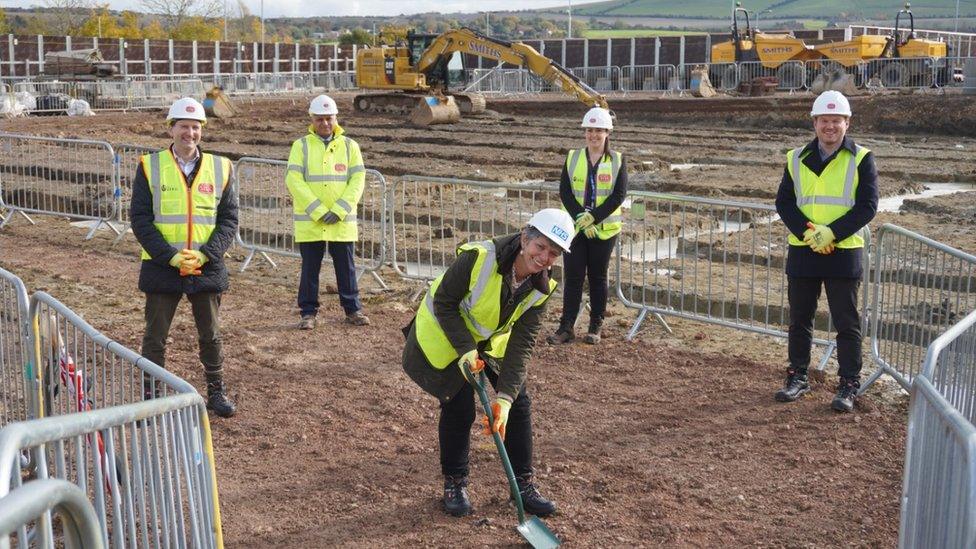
[{"left": 550, "top": 225, "right": 569, "bottom": 242}]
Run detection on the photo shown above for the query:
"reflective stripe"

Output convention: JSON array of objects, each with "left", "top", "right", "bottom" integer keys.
[
  {"left": 150, "top": 153, "right": 163, "bottom": 219},
  {"left": 568, "top": 149, "right": 584, "bottom": 203},
  {"left": 610, "top": 151, "right": 621, "bottom": 182},
  {"left": 305, "top": 175, "right": 349, "bottom": 183},
  {"left": 792, "top": 146, "right": 859, "bottom": 208},
  {"left": 155, "top": 214, "right": 216, "bottom": 224},
  {"left": 348, "top": 165, "right": 365, "bottom": 175},
  {"left": 334, "top": 198, "right": 352, "bottom": 214},
  {"left": 601, "top": 215, "right": 622, "bottom": 224},
  {"left": 212, "top": 155, "right": 225, "bottom": 201},
  {"left": 305, "top": 199, "right": 322, "bottom": 216},
  {"left": 301, "top": 137, "right": 311, "bottom": 180},
  {"left": 287, "top": 164, "right": 303, "bottom": 173},
  {"left": 461, "top": 242, "right": 497, "bottom": 313},
  {"left": 595, "top": 189, "right": 612, "bottom": 197}
]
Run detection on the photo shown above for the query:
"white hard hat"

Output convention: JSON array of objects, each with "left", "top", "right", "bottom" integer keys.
[
  {"left": 581, "top": 107, "right": 613, "bottom": 130},
  {"left": 527, "top": 208, "right": 576, "bottom": 253},
  {"left": 309, "top": 94, "right": 338, "bottom": 116},
  {"left": 166, "top": 97, "right": 206, "bottom": 124},
  {"left": 810, "top": 90, "right": 851, "bottom": 117}
]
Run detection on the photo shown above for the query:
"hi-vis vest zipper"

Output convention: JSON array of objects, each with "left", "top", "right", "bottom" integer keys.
[{"left": 140, "top": 150, "right": 231, "bottom": 260}]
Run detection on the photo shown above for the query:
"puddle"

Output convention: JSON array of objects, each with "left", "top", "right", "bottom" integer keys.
[{"left": 877, "top": 182, "right": 975, "bottom": 213}]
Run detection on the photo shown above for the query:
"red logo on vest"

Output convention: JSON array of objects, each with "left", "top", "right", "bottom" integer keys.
[
  {"left": 334, "top": 163, "right": 347, "bottom": 172},
  {"left": 827, "top": 103, "right": 836, "bottom": 109},
  {"left": 198, "top": 183, "right": 214, "bottom": 194},
  {"left": 598, "top": 173, "right": 612, "bottom": 183}
]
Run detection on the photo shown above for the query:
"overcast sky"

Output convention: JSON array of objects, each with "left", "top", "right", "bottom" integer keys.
[{"left": 7, "top": 0, "right": 573, "bottom": 18}]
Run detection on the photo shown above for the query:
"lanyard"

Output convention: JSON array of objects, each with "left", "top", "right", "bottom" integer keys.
[{"left": 586, "top": 162, "right": 598, "bottom": 209}]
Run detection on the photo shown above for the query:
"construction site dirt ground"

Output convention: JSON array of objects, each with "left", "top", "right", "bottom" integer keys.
[{"left": 2, "top": 91, "right": 975, "bottom": 546}]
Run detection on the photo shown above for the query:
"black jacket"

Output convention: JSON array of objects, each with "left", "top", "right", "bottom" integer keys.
[
  {"left": 401, "top": 233, "right": 553, "bottom": 403},
  {"left": 775, "top": 136, "right": 878, "bottom": 279},
  {"left": 130, "top": 146, "right": 239, "bottom": 294}
]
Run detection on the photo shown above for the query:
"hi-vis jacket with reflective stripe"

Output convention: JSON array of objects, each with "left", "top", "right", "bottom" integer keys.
[
  {"left": 285, "top": 125, "right": 365, "bottom": 242},
  {"left": 786, "top": 145, "right": 870, "bottom": 249},
  {"left": 565, "top": 148, "right": 624, "bottom": 239},
  {"left": 415, "top": 240, "right": 557, "bottom": 369},
  {"left": 139, "top": 150, "right": 231, "bottom": 260}
]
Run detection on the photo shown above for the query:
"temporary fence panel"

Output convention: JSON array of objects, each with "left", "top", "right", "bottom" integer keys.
[
  {"left": 111, "top": 143, "right": 157, "bottom": 233},
  {"left": 0, "top": 268, "right": 31, "bottom": 427},
  {"left": 921, "top": 308, "right": 976, "bottom": 425},
  {"left": 0, "top": 134, "right": 118, "bottom": 238},
  {"left": 233, "top": 158, "right": 387, "bottom": 279},
  {"left": 568, "top": 66, "right": 620, "bottom": 93},
  {"left": 391, "top": 176, "right": 561, "bottom": 281},
  {"left": 865, "top": 224, "right": 976, "bottom": 393},
  {"left": 0, "top": 479, "right": 104, "bottom": 549},
  {"left": 464, "top": 68, "right": 543, "bottom": 95},
  {"left": 616, "top": 191, "right": 870, "bottom": 356},
  {"left": 899, "top": 375, "right": 976, "bottom": 549},
  {"left": 619, "top": 65, "right": 678, "bottom": 92},
  {"left": 0, "top": 394, "right": 222, "bottom": 549}
]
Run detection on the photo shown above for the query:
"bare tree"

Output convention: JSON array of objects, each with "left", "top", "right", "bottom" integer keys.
[
  {"left": 44, "top": 0, "right": 92, "bottom": 36},
  {"left": 140, "top": 0, "right": 221, "bottom": 32}
]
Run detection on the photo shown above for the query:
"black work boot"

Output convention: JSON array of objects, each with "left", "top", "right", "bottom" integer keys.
[
  {"left": 831, "top": 377, "right": 860, "bottom": 413},
  {"left": 546, "top": 322, "right": 575, "bottom": 345},
  {"left": 775, "top": 368, "right": 810, "bottom": 402},
  {"left": 515, "top": 474, "right": 557, "bottom": 517},
  {"left": 443, "top": 475, "right": 472, "bottom": 517},
  {"left": 206, "top": 381, "right": 237, "bottom": 418}
]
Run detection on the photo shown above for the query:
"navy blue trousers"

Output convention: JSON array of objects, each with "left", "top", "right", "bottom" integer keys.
[{"left": 297, "top": 241, "right": 361, "bottom": 316}]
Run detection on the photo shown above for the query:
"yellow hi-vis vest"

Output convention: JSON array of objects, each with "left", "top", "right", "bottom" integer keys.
[
  {"left": 565, "top": 148, "right": 623, "bottom": 240},
  {"left": 139, "top": 150, "right": 231, "bottom": 260},
  {"left": 285, "top": 126, "right": 366, "bottom": 243},
  {"left": 415, "top": 240, "right": 557, "bottom": 369},
  {"left": 786, "top": 145, "right": 870, "bottom": 249}
]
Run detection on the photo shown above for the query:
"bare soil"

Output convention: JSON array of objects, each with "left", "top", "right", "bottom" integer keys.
[{"left": 4, "top": 90, "right": 974, "bottom": 546}]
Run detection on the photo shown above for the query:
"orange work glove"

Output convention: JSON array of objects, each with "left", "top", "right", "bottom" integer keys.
[{"left": 481, "top": 398, "right": 512, "bottom": 440}]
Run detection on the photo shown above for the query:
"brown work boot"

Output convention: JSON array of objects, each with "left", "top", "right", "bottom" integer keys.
[
  {"left": 546, "top": 326, "right": 575, "bottom": 345},
  {"left": 298, "top": 315, "right": 316, "bottom": 330},
  {"left": 345, "top": 310, "right": 371, "bottom": 326}
]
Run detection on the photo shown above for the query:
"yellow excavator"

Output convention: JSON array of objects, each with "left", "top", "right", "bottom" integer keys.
[{"left": 354, "top": 27, "right": 609, "bottom": 126}]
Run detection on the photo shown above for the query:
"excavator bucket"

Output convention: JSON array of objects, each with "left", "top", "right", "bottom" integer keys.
[
  {"left": 203, "top": 86, "right": 237, "bottom": 119},
  {"left": 409, "top": 96, "right": 461, "bottom": 126},
  {"left": 454, "top": 93, "right": 487, "bottom": 114},
  {"left": 810, "top": 67, "right": 857, "bottom": 95},
  {"left": 689, "top": 65, "right": 717, "bottom": 98}
]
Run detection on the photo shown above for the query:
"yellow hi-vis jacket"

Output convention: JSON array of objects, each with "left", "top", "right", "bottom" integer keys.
[
  {"left": 565, "top": 148, "right": 623, "bottom": 240},
  {"left": 786, "top": 145, "right": 870, "bottom": 249},
  {"left": 285, "top": 125, "right": 366, "bottom": 243},
  {"left": 139, "top": 149, "right": 231, "bottom": 260},
  {"left": 415, "top": 240, "right": 557, "bottom": 369}
]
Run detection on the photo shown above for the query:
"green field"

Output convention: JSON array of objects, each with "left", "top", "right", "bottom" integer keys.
[
  {"left": 562, "top": 0, "right": 976, "bottom": 19},
  {"left": 581, "top": 29, "right": 708, "bottom": 38}
]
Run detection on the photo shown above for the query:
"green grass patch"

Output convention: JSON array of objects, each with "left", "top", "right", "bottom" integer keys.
[
  {"left": 581, "top": 29, "right": 707, "bottom": 38},
  {"left": 800, "top": 20, "right": 829, "bottom": 30},
  {"left": 565, "top": 0, "right": 976, "bottom": 19}
]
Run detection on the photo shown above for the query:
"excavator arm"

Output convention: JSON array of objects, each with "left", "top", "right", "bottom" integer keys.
[{"left": 416, "top": 27, "right": 609, "bottom": 109}]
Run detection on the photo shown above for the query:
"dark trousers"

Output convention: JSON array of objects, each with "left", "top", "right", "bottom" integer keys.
[
  {"left": 788, "top": 277, "right": 862, "bottom": 379},
  {"left": 298, "top": 241, "right": 361, "bottom": 316},
  {"left": 439, "top": 367, "right": 533, "bottom": 478},
  {"left": 559, "top": 233, "right": 618, "bottom": 329},
  {"left": 141, "top": 292, "right": 223, "bottom": 380}
]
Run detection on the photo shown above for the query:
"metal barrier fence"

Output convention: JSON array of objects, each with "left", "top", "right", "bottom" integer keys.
[
  {"left": 464, "top": 68, "right": 546, "bottom": 95},
  {"left": 568, "top": 66, "right": 621, "bottom": 93},
  {"left": 233, "top": 158, "right": 388, "bottom": 285},
  {"left": 615, "top": 191, "right": 870, "bottom": 355},
  {"left": 391, "top": 176, "right": 561, "bottom": 281},
  {"left": 0, "top": 394, "right": 222, "bottom": 549},
  {"left": 619, "top": 65, "right": 679, "bottom": 92},
  {"left": 702, "top": 61, "right": 808, "bottom": 92},
  {"left": 0, "top": 134, "right": 119, "bottom": 239},
  {"left": 0, "top": 479, "right": 104, "bottom": 549},
  {"left": 900, "top": 362, "right": 976, "bottom": 546},
  {"left": 111, "top": 143, "right": 157, "bottom": 235},
  {"left": 864, "top": 224, "right": 976, "bottom": 393},
  {"left": 0, "top": 268, "right": 31, "bottom": 427}
]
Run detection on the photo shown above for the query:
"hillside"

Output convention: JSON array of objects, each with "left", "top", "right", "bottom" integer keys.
[{"left": 542, "top": 0, "right": 976, "bottom": 20}]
